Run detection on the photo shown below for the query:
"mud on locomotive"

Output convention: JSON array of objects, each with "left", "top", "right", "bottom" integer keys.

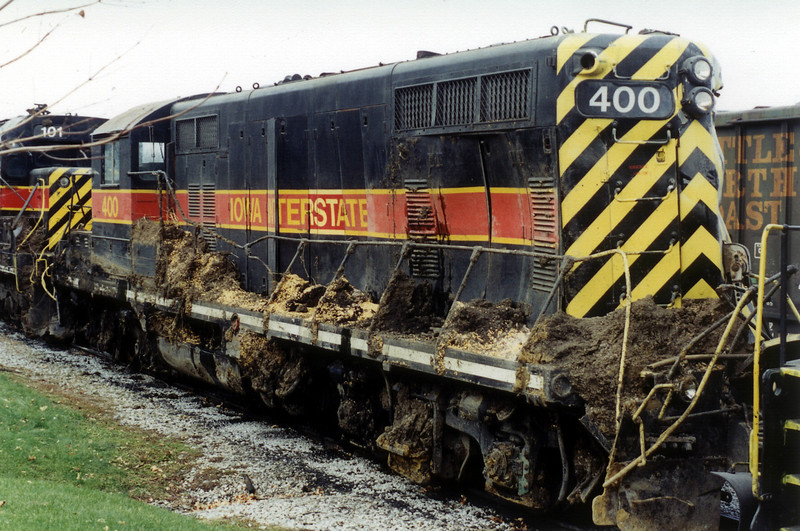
[{"left": 2, "top": 23, "right": 792, "bottom": 530}]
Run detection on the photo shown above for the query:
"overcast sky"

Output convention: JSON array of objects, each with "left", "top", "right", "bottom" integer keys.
[{"left": 1, "top": 0, "right": 798, "bottom": 120}]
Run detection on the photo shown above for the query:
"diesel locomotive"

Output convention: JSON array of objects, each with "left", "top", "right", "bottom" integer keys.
[{"left": 2, "top": 23, "right": 793, "bottom": 529}]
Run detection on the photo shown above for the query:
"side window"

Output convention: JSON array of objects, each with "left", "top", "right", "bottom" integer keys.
[
  {"left": 138, "top": 142, "right": 165, "bottom": 172},
  {"left": 102, "top": 143, "right": 120, "bottom": 185}
]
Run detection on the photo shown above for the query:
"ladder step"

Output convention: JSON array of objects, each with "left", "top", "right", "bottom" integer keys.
[
  {"left": 780, "top": 366, "right": 800, "bottom": 379},
  {"left": 783, "top": 473, "right": 800, "bottom": 487},
  {"left": 786, "top": 419, "right": 800, "bottom": 432}
]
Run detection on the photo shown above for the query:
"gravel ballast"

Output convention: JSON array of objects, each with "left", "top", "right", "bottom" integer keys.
[{"left": 0, "top": 325, "right": 514, "bottom": 530}]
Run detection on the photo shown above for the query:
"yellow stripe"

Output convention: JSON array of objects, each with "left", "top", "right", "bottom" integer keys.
[
  {"left": 557, "top": 34, "right": 650, "bottom": 124},
  {"left": 47, "top": 168, "right": 68, "bottom": 185},
  {"left": 557, "top": 119, "right": 613, "bottom": 175},
  {"left": 561, "top": 119, "right": 677, "bottom": 226},
  {"left": 556, "top": 34, "right": 595, "bottom": 74},
  {"left": 678, "top": 120, "right": 723, "bottom": 169},
  {"left": 489, "top": 187, "right": 528, "bottom": 195},
  {"left": 437, "top": 186, "right": 485, "bottom": 194},
  {"left": 679, "top": 173, "right": 721, "bottom": 218},
  {"left": 93, "top": 217, "right": 130, "bottom": 225},
  {"left": 631, "top": 38, "right": 689, "bottom": 80},
  {"left": 566, "top": 189, "right": 679, "bottom": 317},
  {"left": 566, "top": 253, "right": 624, "bottom": 317},
  {"left": 683, "top": 278, "right": 717, "bottom": 300},
  {"left": 680, "top": 227, "right": 723, "bottom": 269},
  {"left": 49, "top": 174, "right": 93, "bottom": 232},
  {"left": 565, "top": 144, "right": 677, "bottom": 257},
  {"left": 629, "top": 243, "right": 680, "bottom": 300}
]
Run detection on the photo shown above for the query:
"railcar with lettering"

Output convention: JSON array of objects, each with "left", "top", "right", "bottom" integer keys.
[
  {"left": 717, "top": 104, "right": 800, "bottom": 330},
  {"left": 2, "top": 21, "right": 792, "bottom": 529},
  {"left": 713, "top": 104, "right": 800, "bottom": 529}
]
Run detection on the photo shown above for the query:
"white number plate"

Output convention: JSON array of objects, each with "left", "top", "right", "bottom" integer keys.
[{"left": 576, "top": 81, "right": 674, "bottom": 119}]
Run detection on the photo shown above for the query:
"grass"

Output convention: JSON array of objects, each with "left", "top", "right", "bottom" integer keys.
[{"left": 0, "top": 371, "right": 250, "bottom": 529}]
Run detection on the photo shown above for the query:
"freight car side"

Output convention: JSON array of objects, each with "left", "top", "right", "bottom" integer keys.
[{"left": 716, "top": 104, "right": 800, "bottom": 332}]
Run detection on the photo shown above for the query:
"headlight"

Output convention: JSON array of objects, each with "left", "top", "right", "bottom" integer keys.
[
  {"left": 682, "top": 56, "right": 713, "bottom": 86},
  {"left": 682, "top": 87, "right": 715, "bottom": 117}
]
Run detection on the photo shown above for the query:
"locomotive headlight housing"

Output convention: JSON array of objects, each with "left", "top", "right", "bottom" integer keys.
[
  {"left": 682, "top": 86, "right": 715, "bottom": 117},
  {"left": 574, "top": 48, "right": 605, "bottom": 76},
  {"left": 682, "top": 56, "right": 713, "bottom": 86}
]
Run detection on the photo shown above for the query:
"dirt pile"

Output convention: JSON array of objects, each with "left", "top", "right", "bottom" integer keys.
[
  {"left": 370, "top": 272, "right": 443, "bottom": 335},
  {"left": 136, "top": 220, "right": 266, "bottom": 311},
  {"left": 266, "top": 274, "right": 378, "bottom": 326},
  {"left": 442, "top": 299, "right": 529, "bottom": 359},
  {"left": 267, "top": 274, "right": 325, "bottom": 317},
  {"left": 315, "top": 277, "right": 378, "bottom": 326},
  {"left": 521, "top": 296, "right": 747, "bottom": 437}
]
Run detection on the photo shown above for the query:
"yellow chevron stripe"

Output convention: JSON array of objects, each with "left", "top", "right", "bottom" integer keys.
[
  {"left": 565, "top": 143, "right": 677, "bottom": 257},
  {"left": 678, "top": 120, "right": 723, "bottom": 169},
  {"left": 679, "top": 173, "right": 722, "bottom": 218},
  {"left": 680, "top": 227, "right": 723, "bottom": 270},
  {"left": 683, "top": 278, "right": 717, "bottom": 300},
  {"left": 47, "top": 169, "right": 93, "bottom": 249},
  {"left": 47, "top": 167, "right": 68, "bottom": 183}
]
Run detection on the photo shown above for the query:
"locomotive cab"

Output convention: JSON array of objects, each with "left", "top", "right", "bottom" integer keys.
[{"left": 89, "top": 100, "right": 175, "bottom": 277}]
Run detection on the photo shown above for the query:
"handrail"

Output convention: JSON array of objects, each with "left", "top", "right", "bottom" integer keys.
[{"left": 750, "top": 223, "right": 800, "bottom": 499}]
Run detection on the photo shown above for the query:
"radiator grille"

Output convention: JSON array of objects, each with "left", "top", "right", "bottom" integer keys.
[
  {"left": 395, "top": 69, "right": 531, "bottom": 132},
  {"left": 395, "top": 84, "right": 434, "bottom": 130},
  {"left": 436, "top": 78, "right": 476, "bottom": 126},
  {"left": 197, "top": 116, "right": 218, "bottom": 148},
  {"left": 177, "top": 116, "right": 219, "bottom": 151},
  {"left": 480, "top": 70, "right": 530, "bottom": 122},
  {"left": 188, "top": 183, "right": 202, "bottom": 217},
  {"left": 177, "top": 120, "right": 195, "bottom": 151}
]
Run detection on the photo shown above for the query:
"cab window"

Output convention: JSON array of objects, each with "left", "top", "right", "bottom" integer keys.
[
  {"left": 138, "top": 142, "right": 166, "bottom": 173},
  {"left": 102, "top": 143, "right": 120, "bottom": 185}
]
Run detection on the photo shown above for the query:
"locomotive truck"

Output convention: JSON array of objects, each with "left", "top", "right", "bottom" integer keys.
[{"left": 4, "top": 22, "right": 794, "bottom": 529}]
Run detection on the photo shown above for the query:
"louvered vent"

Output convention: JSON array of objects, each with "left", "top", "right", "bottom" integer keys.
[
  {"left": 436, "top": 78, "right": 476, "bottom": 126},
  {"left": 528, "top": 175, "right": 558, "bottom": 291},
  {"left": 187, "top": 183, "right": 217, "bottom": 251},
  {"left": 480, "top": 70, "right": 530, "bottom": 122},
  {"left": 405, "top": 179, "right": 440, "bottom": 278},
  {"left": 395, "top": 84, "right": 434, "bottom": 130},
  {"left": 188, "top": 183, "right": 202, "bottom": 217},
  {"left": 200, "top": 183, "right": 217, "bottom": 251}
]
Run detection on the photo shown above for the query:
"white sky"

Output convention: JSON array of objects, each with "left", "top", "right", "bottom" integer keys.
[{"left": 1, "top": 0, "right": 798, "bottom": 119}]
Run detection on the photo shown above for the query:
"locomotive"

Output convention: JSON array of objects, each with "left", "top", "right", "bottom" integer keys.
[
  {"left": 0, "top": 109, "right": 105, "bottom": 330},
  {"left": 1, "top": 23, "right": 788, "bottom": 529}
]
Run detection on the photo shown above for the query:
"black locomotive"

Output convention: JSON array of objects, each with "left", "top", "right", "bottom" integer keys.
[{"left": 2, "top": 24, "right": 790, "bottom": 530}]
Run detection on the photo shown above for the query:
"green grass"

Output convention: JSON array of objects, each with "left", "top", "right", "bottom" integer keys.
[
  {"left": 0, "top": 372, "right": 247, "bottom": 529},
  {"left": 0, "top": 475, "right": 230, "bottom": 530}
]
